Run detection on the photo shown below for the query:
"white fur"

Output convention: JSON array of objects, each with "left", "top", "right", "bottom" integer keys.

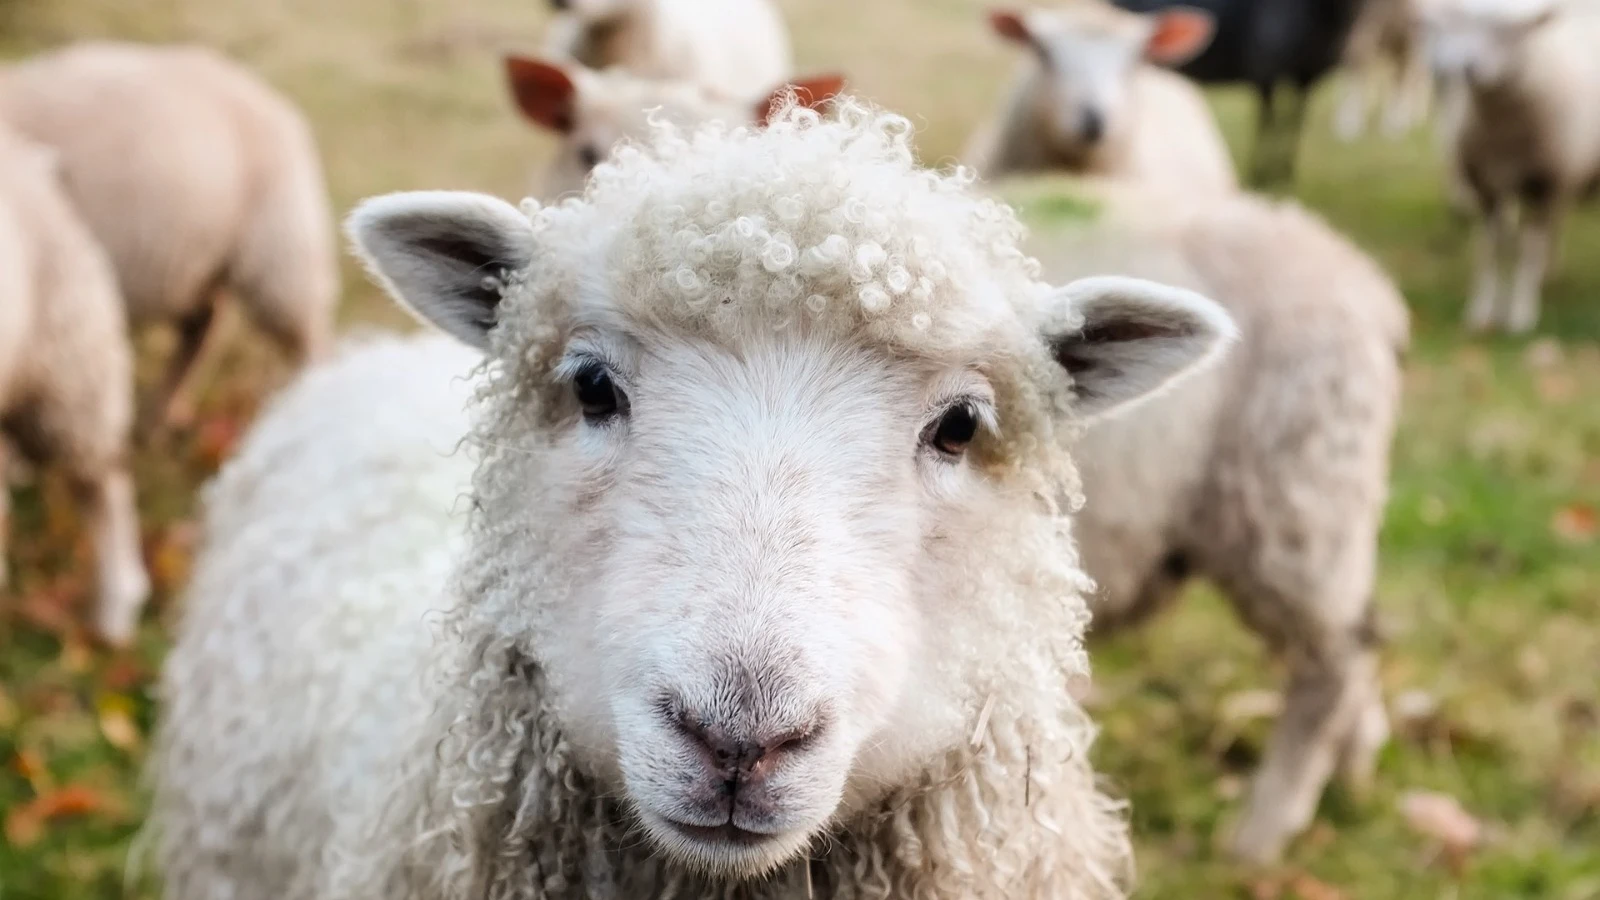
[
  {"left": 995, "top": 173, "right": 1409, "bottom": 864},
  {"left": 1418, "top": 0, "right": 1600, "bottom": 332},
  {"left": 0, "top": 124, "right": 149, "bottom": 645},
  {"left": 541, "top": 0, "right": 792, "bottom": 101},
  {"left": 0, "top": 41, "right": 339, "bottom": 427},
  {"left": 150, "top": 100, "right": 1239, "bottom": 899}
]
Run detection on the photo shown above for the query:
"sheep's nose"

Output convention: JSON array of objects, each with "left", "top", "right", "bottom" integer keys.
[
  {"left": 549, "top": 0, "right": 570, "bottom": 9},
  {"left": 673, "top": 710, "right": 821, "bottom": 784},
  {"left": 1080, "top": 108, "right": 1105, "bottom": 144}
]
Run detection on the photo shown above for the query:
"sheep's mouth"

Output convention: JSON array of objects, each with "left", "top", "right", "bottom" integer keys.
[{"left": 659, "top": 817, "right": 781, "bottom": 848}]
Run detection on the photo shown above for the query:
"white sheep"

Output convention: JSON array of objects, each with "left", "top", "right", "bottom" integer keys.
[
  {"left": 1419, "top": 0, "right": 1600, "bottom": 332},
  {"left": 149, "top": 99, "right": 1242, "bottom": 899},
  {"left": 539, "top": 0, "right": 793, "bottom": 101},
  {"left": 0, "top": 40, "right": 339, "bottom": 430},
  {"left": 965, "top": 2, "right": 1238, "bottom": 193},
  {"left": 502, "top": 53, "right": 844, "bottom": 200},
  {"left": 992, "top": 173, "right": 1409, "bottom": 864},
  {"left": 0, "top": 125, "right": 150, "bottom": 646},
  {"left": 1334, "top": 0, "right": 1435, "bottom": 141}
]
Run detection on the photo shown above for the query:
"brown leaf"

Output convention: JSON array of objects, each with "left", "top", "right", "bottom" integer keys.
[
  {"left": 1288, "top": 873, "right": 1347, "bottom": 900},
  {"left": 11, "top": 749, "right": 51, "bottom": 793},
  {"left": 146, "top": 520, "right": 199, "bottom": 595},
  {"left": 194, "top": 415, "right": 244, "bottom": 470},
  {"left": 1399, "top": 790, "right": 1483, "bottom": 853},
  {"left": 13, "top": 576, "right": 86, "bottom": 639},
  {"left": 1551, "top": 505, "right": 1597, "bottom": 544},
  {"left": 3, "top": 784, "right": 107, "bottom": 848}
]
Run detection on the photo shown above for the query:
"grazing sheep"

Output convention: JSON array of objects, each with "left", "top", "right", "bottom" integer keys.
[
  {"left": 0, "top": 41, "right": 339, "bottom": 430},
  {"left": 992, "top": 173, "right": 1409, "bottom": 864},
  {"left": 1112, "top": 0, "right": 1371, "bottom": 186},
  {"left": 503, "top": 54, "right": 843, "bottom": 200},
  {"left": 966, "top": 2, "right": 1238, "bottom": 194},
  {"left": 0, "top": 125, "right": 150, "bottom": 646},
  {"left": 1335, "top": 0, "right": 1434, "bottom": 141},
  {"left": 150, "top": 99, "right": 1241, "bottom": 899},
  {"left": 1419, "top": 0, "right": 1600, "bottom": 333},
  {"left": 539, "top": 0, "right": 793, "bottom": 100}
]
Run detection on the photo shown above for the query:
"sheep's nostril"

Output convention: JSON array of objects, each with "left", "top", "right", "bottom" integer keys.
[
  {"left": 1080, "top": 108, "right": 1105, "bottom": 144},
  {"left": 669, "top": 706, "right": 825, "bottom": 779}
]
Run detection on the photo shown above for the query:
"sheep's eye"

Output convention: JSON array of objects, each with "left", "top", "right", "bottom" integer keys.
[
  {"left": 573, "top": 362, "right": 626, "bottom": 421},
  {"left": 578, "top": 144, "right": 602, "bottom": 170},
  {"left": 928, "top": 402, "right": 980, "bottom": 457}
]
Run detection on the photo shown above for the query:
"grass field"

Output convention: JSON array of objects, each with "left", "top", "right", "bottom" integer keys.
[{"left": 1, "top": 0, "right": 1597, "bottom": 897}]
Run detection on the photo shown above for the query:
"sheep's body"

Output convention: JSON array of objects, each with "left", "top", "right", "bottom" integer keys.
[
  {"left": 995, "top": 175, "right": 1408, "bottom": 864},
  {"left": 1335, "top": 0, "right": 1433, "bottom": 140},
  {"left": 0, "top": 125, "right": 149, "bottom": 644},
  {"left": 0, "top": 41, "right": 338, "bottom": 427},
  {"left": 1437, "top": 2, "right": 1600, "bottom": 332},
  {"left": 153, "top": 101, "right": 1244, "bottom": 900},
  {"left": 969, "top": 64, "right": 1237, "bottom": 193},
  {"left": 541, "top": 0, "right": 792, "bottom": 101}
]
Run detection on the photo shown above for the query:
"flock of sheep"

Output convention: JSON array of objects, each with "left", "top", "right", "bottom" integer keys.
[{"left": 0, "top": 0, "right": 1595, "bottom": 897}]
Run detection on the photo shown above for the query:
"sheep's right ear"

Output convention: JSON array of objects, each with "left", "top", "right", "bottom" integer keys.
[
  {"left": 505, "top": 54, "right": 579, "bottom": 133},
  {"left": 1041, "top": 275, "right": 1238, "bottom": 422},
  {"left": 989, "top": 8, "right": 1037, "bottom": 46},
  {"left": 346, "top": 191, "right": 535, "bottom": 351},
  {"left": 1143, "top": 8, "right": 1215, "bottom": 67}
]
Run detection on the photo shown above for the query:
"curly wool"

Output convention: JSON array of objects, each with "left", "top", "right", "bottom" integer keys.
[{"left": 154, "top": 100, "right": 1133, "bottom": 900}]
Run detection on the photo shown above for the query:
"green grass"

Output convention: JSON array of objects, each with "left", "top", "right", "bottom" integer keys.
[{"left": 2, "top": 0, "right": 1598, "bottom": 897}]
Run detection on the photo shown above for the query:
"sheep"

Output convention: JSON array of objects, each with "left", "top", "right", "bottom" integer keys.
[
  {"left": 0, "top": 40, "right": 338, "bottom": 432},
  {"left": 539, "top": 0, "right": 793, "bottom": 101},
  {"left": 966, "top": 2, "right": 1238, "bottom": 194},
  {"left": 1334, "top": 0, "right": 1435, "bottom": 141},
  {"left": 0, "top": 124, "right": 150, "bottom": 646},
  {"left": 1418, "top": 0, "right": 1600, "bottom": 333},
  {"left": 148, "top": 98, "right": 1243, "bottom": 899},
  {"left": 503, "top": 53, "right": 844, "bottom": 200},
  {"left": 989, "top": 172, "right": 1409, "bottom": 864},
  {"left": 1111, "top": 0, "right": 1371, "bottom": 186}
]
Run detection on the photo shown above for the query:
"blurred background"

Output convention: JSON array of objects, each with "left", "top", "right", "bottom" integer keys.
[{"left": 0, "top": 0, "right": 1596, "bottom": 897}]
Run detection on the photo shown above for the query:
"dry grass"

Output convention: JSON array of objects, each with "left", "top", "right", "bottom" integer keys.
[{"left": 1, "top": 0, "right": 1598, "bottom": 897}]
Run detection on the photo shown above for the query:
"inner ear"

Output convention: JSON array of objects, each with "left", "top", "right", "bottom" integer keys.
[
  {"left": 505, "top": 55, "right": 579, "bottom": 133},
  {"left": 1143, "top": 8, "right": 1215, "bottom": 66},
  {"left": 753, "top": 73, "right": 847, "bottom": 125}
]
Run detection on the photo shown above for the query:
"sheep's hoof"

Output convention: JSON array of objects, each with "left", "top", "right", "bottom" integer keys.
[
  {"left": 1226, "top": 815, "right": 1292, "bottom": 868},
  {"left": 93, "top": 573, "right": 152, "bottom": 649},
  {"left": 1502, "top": 307, "right": 1540, "bottom": 335}
]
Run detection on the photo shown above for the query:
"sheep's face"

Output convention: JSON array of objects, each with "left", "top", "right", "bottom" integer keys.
[
  {"left": 348, "top": 153, "right": 1235, "bottom": 877},
  {"left": 504, "top": 56, "right": 845, "bottom": 202},
  {"left": 548, "top": 0, "right": 634, "bottom": 21},
  {"left": 988, "top": 5, "right": 1214, "bottom": 159},
  {"left": 1419, "top": 0, "right": 1558, "bottom": 87}
]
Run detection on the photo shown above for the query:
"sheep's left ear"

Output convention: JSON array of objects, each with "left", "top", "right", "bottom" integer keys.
[
  {"left": 1143, "top": 7, "right": 1215, "bottom": 67},
  {"left": 1042, "top": 275, "right": 1237, "bottom": 421},
  {"left": 753, "top": 73, "right": 847, "bottom": 125},
  {"left": 346, "top": 191, "right": 535, "bottom": 350}
]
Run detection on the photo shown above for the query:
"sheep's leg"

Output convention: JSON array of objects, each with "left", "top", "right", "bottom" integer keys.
[
  {"left": 1383, "top": 46, "right": 1430, "bottom": 136},
  {"left": 1503, "top": 195, "right": 1563, "bottom": 334},
  {"left": 1249, "top": 82, "right": 1282, "bottom": 188},
  {"left": 1333, "top": 68, "right": 1372, "bottom": 143},
  {"left": 1230, "top": 646, "right": 1380, "bottom": 864},
  {"left": 0, "top": 439, "right": 10, "bottom": 591},
  {"left": 147, "top": 300, "right": 221, "bottom": 435},
  {"left": 1466, "top": 191, "right": 1512, "bottom": 332},
  {"left": 70, "top": 466, "right": 150, "bottom": 647}
]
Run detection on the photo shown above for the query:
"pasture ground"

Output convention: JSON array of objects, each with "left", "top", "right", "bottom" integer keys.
[{"left": 1, "top": 0, "right": 1597, "bottom": 897}]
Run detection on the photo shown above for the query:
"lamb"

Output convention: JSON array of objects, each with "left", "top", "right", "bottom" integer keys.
[
  {"left": 0, "top": 124, "right": 150, "bottom": 646},
  {"left": 0, "top": 41, "right": 339, "bottom": 431},
  {"left": 503, "top": 53, "right": 843, "bottom": 200},
  {"left": 539, "top": 0, "right": 793, "bottom": 101},
  {"left": 1334, "top": 0, "right": 1434, "bottom": 141},
  {"left": 1418, "top": 0, "right": 1600, "bottom": 333},
  {"left": 989, "top": 172, "right": 1409, "bottom": 864},
  {"left": 966, "top": 2, "right": 1238, "bottom": 194},
  {"left": 1111, "top": 0, "right": 1371, "bottom": 186},
  {"left": 148, "top": 98, "right": 1242, "bottom": 899}
]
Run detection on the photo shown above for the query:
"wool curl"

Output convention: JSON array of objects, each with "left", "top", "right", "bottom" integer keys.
[{"left": 155, "top": 98, "right": 1133, "bottom": 900}]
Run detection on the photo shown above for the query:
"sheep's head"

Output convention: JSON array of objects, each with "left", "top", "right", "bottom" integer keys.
[
  {"left": 988, "top": 2, "right": 1214, "bottom": 160},
  {"left": 348, "top": 100, "right": 1234, "bottom": 880},
  {"left": 546, "top": 0, "right": 633, "bottom": 19},
  {"left": 504, "top": 55, "right": 845, "bottom": 201},
  {"left": 1418, "top": 0, "right": 1560, "bottom": 87}
]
